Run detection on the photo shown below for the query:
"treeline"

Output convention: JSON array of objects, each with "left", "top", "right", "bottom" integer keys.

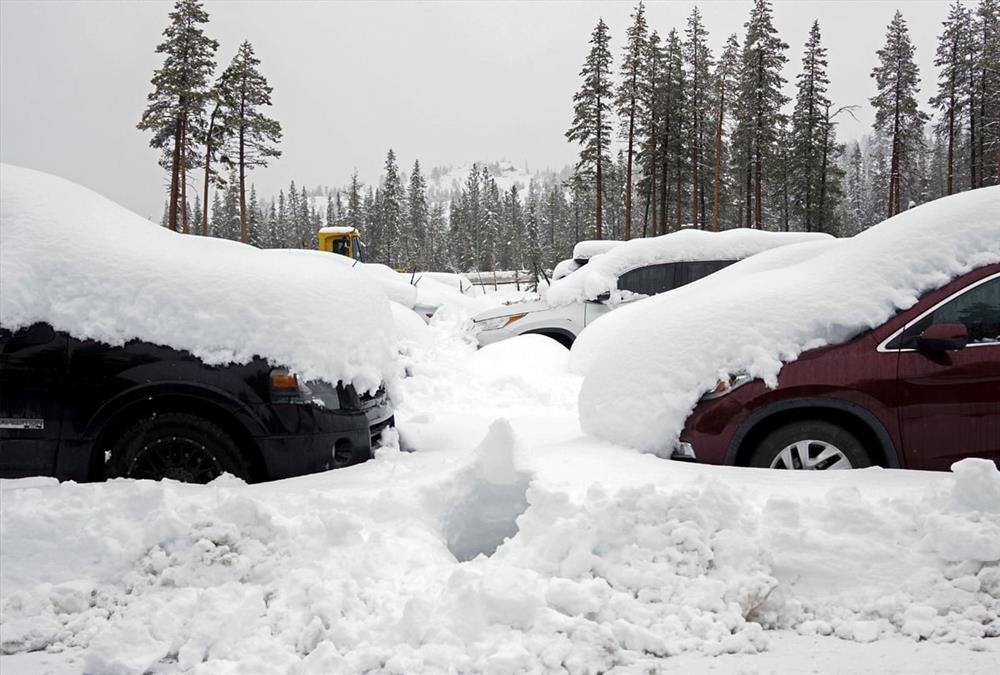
[
  {"left": 566, "top": 0, "right": 1000, "bottom": 240},
  {"left": 139, "top": 0, "right": 281, "bottom": 241}
]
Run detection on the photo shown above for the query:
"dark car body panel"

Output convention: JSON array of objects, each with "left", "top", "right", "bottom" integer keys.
[
  {"left": 0, "top": 325, "right": 392, "bottom": 482},
  {"left": 679, "top": 263, "right": 1000, "bottom": 471}
]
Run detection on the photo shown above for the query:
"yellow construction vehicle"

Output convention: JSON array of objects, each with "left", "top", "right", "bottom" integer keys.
[{"left": 317, "top": 226, "right": 363, "bottom": 261}]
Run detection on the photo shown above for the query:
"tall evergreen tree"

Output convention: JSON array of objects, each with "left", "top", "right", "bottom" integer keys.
[
  {"left": 407, "top": 160, "right": 429, "bottom": 270},
  {"left": 636, "top": 30, "right": 663, "bottom": 236},
  {"left": 138, "top": 0, "right": 217, "bottom": 234},
  {"left": 870, "top": 10, "right": 927, "bottom": 217},
  {"left": 711, "top": 34, "right": 740, "bottom": 231},
  {"left": 660, "top": 29, "right": 687, "bottom": 232},
  {"left": 930, "top": 2, "right": 972, "bottom": 196},
  {"left": 379, "top": 149, "right": 405, "bottom": 267},
  {"left": 733, "top": 0, "right": 788, "bottom": 229},
  {"left": 684, "top": 7, "right": 713, "bottom": 229},
  {"left": 978, "top": 0, "right": 1000, "bottom": 185},
  {"left": 616, "top": 2, "right": 647, "bottom": 240},
  {"left": 220, "top": 41, "right": 282, "bottom": 242},
  {"left": 790, "top": 20, "right": 834, "bottom": 232},
  {"left": 567, "top": 18, "right": 614, "bottom": 239}
]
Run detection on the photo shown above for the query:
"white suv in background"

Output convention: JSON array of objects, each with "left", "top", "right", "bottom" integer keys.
[{"left": 471, "top": 229, "right": 831, "bottom": 348}]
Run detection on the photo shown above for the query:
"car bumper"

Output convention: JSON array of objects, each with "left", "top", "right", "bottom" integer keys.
[
  {"left": 473, "top": 325, "right": 519, "bottom": 348},
  {"left": 253, "top": 394, "right": 394, "bottom": 479}
]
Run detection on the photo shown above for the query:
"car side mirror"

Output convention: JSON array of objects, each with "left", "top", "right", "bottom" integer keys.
[
  {"left": 916, "top": 323, "right": 968, "bottom": 352},
  {"left": 594, "top": 291, "right": 611, "bottom": 302}
]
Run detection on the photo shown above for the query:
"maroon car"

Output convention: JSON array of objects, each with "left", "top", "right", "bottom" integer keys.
[{"left": 678, "top": 263, "right": 1000, "bottom": 471}]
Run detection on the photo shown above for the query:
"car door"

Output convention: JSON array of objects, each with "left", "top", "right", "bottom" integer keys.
[
  {"left": 893, "top": 272, "right": 1000, "bottom": 470},
  {"left": 0, "top": 323, "right": 67, "bottom": 477}
]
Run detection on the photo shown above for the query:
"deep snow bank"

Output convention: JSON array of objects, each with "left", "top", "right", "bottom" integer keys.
[
  {"left": 0, "top": 165, "right": 397, "bottom": 391},
  {"left": 575, "top": 188, "right": 1000, "bottom": 452},
  {"left": 546, "top": 228, "right": 831, "bottom": 306},
  {"left": 2, "top": 455, "right": 998, "bottom": 674}
]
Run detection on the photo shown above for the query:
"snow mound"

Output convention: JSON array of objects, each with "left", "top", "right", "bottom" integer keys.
[
  {"left": 0, "top": 164, "right": 397, "bottom": 392},
  {"left": 571, "top": 239, "right": 623, "bottom": 261},
  {"left": 547, "top": 228, "right": 832, "bottom": 306},
  {"left": 575, "top": 189, "right": 1000, "bottom": 452}
]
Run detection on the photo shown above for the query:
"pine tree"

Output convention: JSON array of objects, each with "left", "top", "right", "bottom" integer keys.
[
  {"left": 684, "top": 7, "right": 713, "bottom": 230},
  {"left": 138, "top": 0, "right": 218, "bottom": 234},
  {"left": 790, "top": 20, "right": 834, "bottom": 232},
  {"left": 930, "top": 2, "right": 972, "bottom": 196},
  {"left": 567, "top": 18, "right": 614, "bottom": 239},
  {"left": 733, "top": 0, "right": 788, "bottom": 229},
  {"left": 407, "top": 159, "right": 429, "bottom": 270},
  {"left": 636, "top": 30, "right": 663, "bottom": 237},
  {"left": 712, "top": 34, "right": 740, "bottom": 231},
  {"left": 660, "top": 29, "right": 687, "bottom": 232},
  {"left": 345, "top": 171, "right": 363, "bottom": 231},
  {"left": 616, "top": 2, "right": 647, "bottom": 240},
  {"left": 379, "top": 149, "right": 405, "bottom": 267},
  {"left": 220, "top": 41, "right": 282, "bottom": 243},
  {"left": 870, "top": 10, "right": 927, "bottom": 217},
  {"left": 978, "top": 0, "right": 1000, "bottom": 185}
]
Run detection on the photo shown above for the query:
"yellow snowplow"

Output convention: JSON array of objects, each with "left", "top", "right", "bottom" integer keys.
[{"left": 317, "top": 226, "right": 363, "bottom": 261}]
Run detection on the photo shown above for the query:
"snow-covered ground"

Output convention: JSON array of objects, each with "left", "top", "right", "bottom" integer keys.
[{"left": 2, "top": 296, "right": 999, "bottom": 674}]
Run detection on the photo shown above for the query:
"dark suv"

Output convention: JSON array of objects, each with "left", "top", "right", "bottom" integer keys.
[
  {"left": 678, "top": 263, "right": 1000, "bottom": 471},
  {"left": 0, "top": 323, "right": 394, "bottom": 483}
]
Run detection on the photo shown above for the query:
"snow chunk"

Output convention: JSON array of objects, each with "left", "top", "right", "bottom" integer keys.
[
  {"left": 0, "top": 165, "right": 397, "bottom": 392},
  {"left": 575, "top": 189, "right": 1000, "bottom": 452},
  {"left": 547, "top": 228, "right": 831, "bottom": 306}
]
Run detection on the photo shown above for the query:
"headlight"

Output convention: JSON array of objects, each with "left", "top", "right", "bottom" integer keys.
[
  {"left": 474, "top": 313, "right": 526, "bottom": 331},
  {"left": 701, "top": 373, "right": 752, "bottom": 400}
]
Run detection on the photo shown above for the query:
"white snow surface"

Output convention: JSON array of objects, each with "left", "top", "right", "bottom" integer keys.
[
  {"left": 546, "top": 228, "right": 833, "bottom": 306},
  {"left": 571, "top": 239, "right": 623, "bottom": 261},
  {"left": 574, "top": 188, "right": 1000, "bottom": 453},
  {"left": 2, "top": 295, "right": 1000, "bottom": 674},
  {"left": 0, "top": 165, "right": 397, "bottom": 393}
]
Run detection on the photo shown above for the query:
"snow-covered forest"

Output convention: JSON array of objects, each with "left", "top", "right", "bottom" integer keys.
[{"left": 146, "top": 0, "right": 1000, "bottom": 273}]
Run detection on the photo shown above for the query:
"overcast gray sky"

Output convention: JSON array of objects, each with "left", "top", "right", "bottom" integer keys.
[{"left": 1, "top": 0, "right": 953, "bottom": 220}]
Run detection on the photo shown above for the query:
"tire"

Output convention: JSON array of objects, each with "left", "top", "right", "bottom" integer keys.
[
  {"left": 107, "top": 412, "right": 251, "bottom": 483},
  {"left": 749, "top": 420, "right": 872, "bottom": 470}
]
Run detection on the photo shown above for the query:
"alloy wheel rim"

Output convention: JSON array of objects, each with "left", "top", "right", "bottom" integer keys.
[
  {"left": 769, "top": 439, "right": 853, "bottom": 470},
  {"left": 128, "top": 436, "right": 222, "bottom": 483}
]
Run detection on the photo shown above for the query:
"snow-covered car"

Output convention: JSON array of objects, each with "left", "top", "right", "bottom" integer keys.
[
  {"left": 471, "top": 229, "right": 831, "bottom": 348},
  {"left": 572, "top": 187, "right": 1000, "bottom": 467},
  {"left": 0, "top": 164, "right": 397, "bottom": 483}
]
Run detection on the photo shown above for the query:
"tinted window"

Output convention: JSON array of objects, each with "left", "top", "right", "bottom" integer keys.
[
  {"left": 617, "top": 263, "right": 678, "bottom": 296},
  {"left": 681, "top": 259, "right": 736, "bottom": 285},
  {"left": 896, "top": 276, "right": 1000, "bottom": 347}
]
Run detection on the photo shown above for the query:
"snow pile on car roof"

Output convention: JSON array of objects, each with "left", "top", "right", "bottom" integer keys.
[
  {"left": 572, "top": 238, "right": 623, "bottom": 260},
  {"left": 0, "top": 164, "right": 397, "bottom": 391},
  {"left": 547, "top": 228, "right": 832, "bottom": 305},
  {"left": 574, "top": 188, "right": 1000, "bottom": 453}
]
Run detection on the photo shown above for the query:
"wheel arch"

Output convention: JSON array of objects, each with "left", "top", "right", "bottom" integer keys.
[
  {"left": 726, "top": 397, "right": 901, "bottom": 469},
  {"left": 520, "top": 328, "right": 575, "bottom": 348},
  {"left": 85, "top": 387, "right": 268, "bottom": 482}
]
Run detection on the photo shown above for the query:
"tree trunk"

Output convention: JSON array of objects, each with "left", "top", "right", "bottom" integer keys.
[
  {"left": 753, "top": 147, "right": 762, "bottom": 229},
  {"left": 202, "top": 104, "right": 219, "bottom": 236},
  {"left": 712, "top": 91, "right": 722, "bottom": 231},
  {"left": 970, "top": 66, "right": 978, "bottom": 189},
  {"left": 818, "top": 110, "right": 830, "bottom": 233},
  {"left": 167, "top": 114, "right": 182, "bottom": 232},
  {"left": 625, "top": 79, "right": 636, "bottom": 240},
  {"left": 180, "top": 114, "right": 189, "bottom": 235},
  {"left": 239, "top": 91, "right": 248, "bottom": 244},
  {"left": 744, "top": 142, "right": 752, "bottom": 229}
]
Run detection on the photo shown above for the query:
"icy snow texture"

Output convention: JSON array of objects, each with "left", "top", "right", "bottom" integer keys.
[
  {"left": 574, "top": 188, "right": 1000, "bottom": 452},
  {"left": 0, "top": 165, "right": 398, "bottom": 392},
  {"left": 546, "top": 228, "right": 832, "bottom": 306}
]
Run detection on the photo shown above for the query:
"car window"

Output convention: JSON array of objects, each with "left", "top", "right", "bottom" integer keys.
[
  {"left": 681, "top": 259, "right": 736, "bottom": 285},
  {"left": 896, "top": 276, "right": 1000, "bottom": 348},
  {"left": 617, "top": 263, "right": 679, "bottom": 296}
]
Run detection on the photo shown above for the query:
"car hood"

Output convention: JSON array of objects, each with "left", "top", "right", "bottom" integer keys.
[{"left": 472, "top": 299, "right": 552, "bottom": 322}]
